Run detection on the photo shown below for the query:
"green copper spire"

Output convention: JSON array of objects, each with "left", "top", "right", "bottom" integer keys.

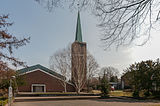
[{"left": 75, "top": 11, "right": 83, "bottom": 42}]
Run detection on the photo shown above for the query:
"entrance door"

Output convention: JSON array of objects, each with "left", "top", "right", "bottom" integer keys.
[
  {"left": 33, "top": 86, "right": 44, "bottom": 92},
  {"left": 32, "top": 84, "right": 46, "bottom": 92}
]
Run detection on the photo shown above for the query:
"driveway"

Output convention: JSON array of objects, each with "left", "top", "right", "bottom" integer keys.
[{"left": 13, "top": 96, "right": 160, "bottom": 106}]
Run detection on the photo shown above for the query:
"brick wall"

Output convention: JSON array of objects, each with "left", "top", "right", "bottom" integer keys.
[
  {"left": 71, "top": 42, "right": 87, "bottom": 90},
  {"left": 18, "top": 70, "right": 75, "bottom": 92}
]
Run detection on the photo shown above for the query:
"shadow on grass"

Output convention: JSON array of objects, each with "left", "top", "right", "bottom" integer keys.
[
  {"left": 92, "top": 96, "right": 160, "bottom": 103},
  {"left": 14, "top": 96, "right": 100, "bottom": 102}
]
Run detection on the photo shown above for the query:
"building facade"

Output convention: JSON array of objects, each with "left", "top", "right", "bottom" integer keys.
[{"left": 18, "top": 64, "right": 75, "bottom": 92}]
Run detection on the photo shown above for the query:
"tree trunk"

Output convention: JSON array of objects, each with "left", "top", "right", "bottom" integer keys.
[
  {"left": 77, "top": 88, "right": 81, "bottom": 94},
  {"left": 64, "top": 82, "right": 67, "bottom": 93},
  {"left": 87, "top": 80, "right": 90, "bottom": 93}
]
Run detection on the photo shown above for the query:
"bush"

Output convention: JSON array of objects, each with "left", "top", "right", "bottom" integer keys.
[
  {"left": 0, "top": 98, "right": 8, "bottom": 106},
  {"left": 100, "top": 75, "right": 110, "bottom": 98},
  {"left": 151, "top": 91, "right": 160, "bottom": 98},
  {"left": 124, "top": 86, "right": 132, "bottom": 89},
  {"left": 144, "top": 91, "right": 152, "bottom": 97},
  {"left": 132, "top": 90, "right": 139, "bottom": 98}
]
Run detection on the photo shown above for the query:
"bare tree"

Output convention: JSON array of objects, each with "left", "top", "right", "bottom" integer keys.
[
  {"left": 49, "top": 46, "right": 71, "bottom": 92},
  {"left": 34, "top": 0, "right": 92, "bottom": 11},
  {"left": 35, "top": 0, "right": 160, "bottom": 48},
  {"left": 49, "top": 44, "right": 99, "bottom": 93},
  {"left": 86, "top": 52, "right": 99, "bottom": 92},
  {"left": 93, "top": 0, "right": 159, "bottom": 49},
  {"left": 0, "top": 15, "right": 30, "bottom": 68},
  {"left": 71, "top": 51, "right": 87, "bottom": 93},
  {"left": 99, "top": 66, "right": 119, "bottom": 82}
]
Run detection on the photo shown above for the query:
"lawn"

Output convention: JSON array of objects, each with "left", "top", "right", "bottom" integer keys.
[
  {"left": 109, "top": 90, "right": 132, "bottom": 97},
  {"left": 34, "top": 92, "right": 78, "bottom": 94},
  {"left": 92, "top": 90, "right": 133, "bottom": 97},
  {"left": 19, "top": 91, "right": 99, "bottom": 95},
  {"left": 19, "top": 90, "right": 133, "bottom": 97}
]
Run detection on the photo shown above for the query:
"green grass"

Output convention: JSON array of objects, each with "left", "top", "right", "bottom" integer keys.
[
  {"left": 109, "top": 90, "right": 132, "bottom": 97},
  {"left": 22, "top": 90, "right": 133, "bottom": 97},
  {"left": 91, "top": 90, "right": 101, "bottom": 94},
  {"left": 19, "top": 91, "right": 100, "bottom": 95},
  {"left": 0, "top": 97, "right": 8, "bottom": 106},
  {"left": 33, "top": 92, "right": 78, "bottom": 94},
  {"left": 92, "top": 90, "right": 133, "bottom": 97}
]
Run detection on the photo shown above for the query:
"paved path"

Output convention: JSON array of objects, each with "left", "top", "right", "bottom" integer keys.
[{"left": 13, "top": 96, "right": 160, "bottom": 106}]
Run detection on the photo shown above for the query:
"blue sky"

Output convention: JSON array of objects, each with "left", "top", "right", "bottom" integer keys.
[{"left": 1, "top": 0, "right": 160, "bottom": 74}]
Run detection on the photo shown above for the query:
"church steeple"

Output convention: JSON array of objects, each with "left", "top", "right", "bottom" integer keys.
[
  {"left": 71, "top": 10, "right": 87, "bottom": 93},
  {"left": 75, "top": 11, "right": 83, "bottom": 42}
]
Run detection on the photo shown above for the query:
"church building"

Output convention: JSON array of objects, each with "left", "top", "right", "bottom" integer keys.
[
  {"left": 18, "top": 64, "right": 75, "bottom": 92},
  {"left": 18, "top": 11, "right": 87, "bottom": 93}
]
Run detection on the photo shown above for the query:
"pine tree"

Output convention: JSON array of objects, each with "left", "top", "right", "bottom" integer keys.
[{"left": 100, "top": 72, "right": 110, "bottom": 98}]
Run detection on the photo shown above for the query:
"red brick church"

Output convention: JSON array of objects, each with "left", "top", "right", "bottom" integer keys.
[
  {"left": 18, "top": 11, "right": 87, "bottom": 92},
  {"left": 18, "top": 64, "right": 75, "bottom": 92}
]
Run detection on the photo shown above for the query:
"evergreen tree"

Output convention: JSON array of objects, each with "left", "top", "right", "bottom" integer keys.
[
  {"left": 100, "top": 72, "right": 110, "bottom": 98},
  {"left": 123, "top": 59, "right": 160, "bottom": 97}
]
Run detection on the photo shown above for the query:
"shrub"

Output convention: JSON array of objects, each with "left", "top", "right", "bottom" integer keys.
[
  {"left": 0, "top": 97, "right": 8, "bottom": 106},
  {"left": 100, "top": 75, "right": 110, "bottom": 98},
  {"left": 132, "top": 90, "right": 139, "bottom": 98},
  {"left": 144, "top": 91, "right": 152, "bottom": 97}
]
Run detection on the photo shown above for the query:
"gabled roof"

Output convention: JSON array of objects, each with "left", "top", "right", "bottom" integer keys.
[{"left": 17, "top": 64, "right": 65, "bottom": 80}]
